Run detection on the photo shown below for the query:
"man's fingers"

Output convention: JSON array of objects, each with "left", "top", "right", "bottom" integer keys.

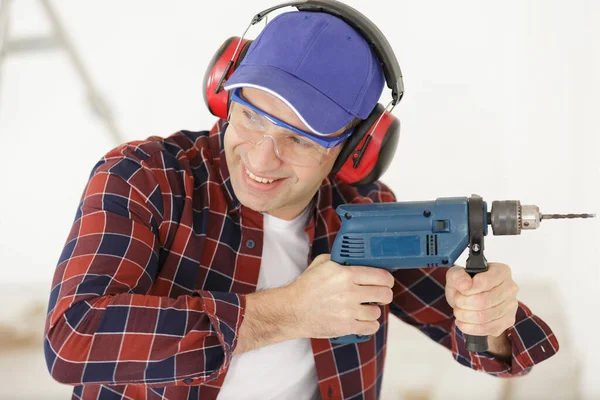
[
  {"left": 356, "top": 304, "right": 382, "bottom": 321},
  {"left": 357, "top": 285, "right": 394, "bottom": 305},
  {"left": 351, "top": 320, "right": 380, "bottom": 336},
  {"left": 456, "top": 312, "right": 516, "bottom": 337},
  {"left": 446, "top": 266, "right": 472, "bottom": 292},
  {"left": 349, "top": 266, "right": 395, "bottom": 288},
  {"left": 454, "top": 280, "right": 518, "bottom": 311},
  {"left": 461, "top": 263, "right": 509, "bottom": 295},
  {"left": 453, "top": 299, "right": 517, "bottom": 324}
]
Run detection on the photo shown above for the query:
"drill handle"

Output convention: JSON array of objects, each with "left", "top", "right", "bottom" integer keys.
[
  {"left": 464, "top": 259, "right": 489, "bottom": 352},
  {"left": 464, "top": 195, "right": 490, "bottom": 353}
]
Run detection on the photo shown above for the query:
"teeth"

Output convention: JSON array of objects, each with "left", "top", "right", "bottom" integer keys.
[{"left": 245, "top": 167, "right": 275, "bottom": 184}]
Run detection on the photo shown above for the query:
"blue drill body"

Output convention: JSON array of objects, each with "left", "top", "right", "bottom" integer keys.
[{"left": 331, "top": 197, "right": 487, "bottom": 270}]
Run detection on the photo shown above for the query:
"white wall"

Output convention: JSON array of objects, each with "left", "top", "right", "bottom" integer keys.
[{"left": 1, "top": 0, "right": 598, "bottom": 398}]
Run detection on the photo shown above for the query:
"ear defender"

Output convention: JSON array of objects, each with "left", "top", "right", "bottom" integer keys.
[
  {"left": 331, "top": 104, "right": 400, "bottom": 186},
  {"left": 203, "top": 37, "right": 252, "bottom": 119}
]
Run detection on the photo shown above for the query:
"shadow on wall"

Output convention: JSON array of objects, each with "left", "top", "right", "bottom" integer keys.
[{"left": 0, "top": 282, "right": 581, "bottom": 400}]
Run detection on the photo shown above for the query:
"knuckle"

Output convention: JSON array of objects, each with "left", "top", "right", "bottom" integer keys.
[
  {"left": 378, "top": 270, "right": 392, "bottom": 287},
  {"left": 508, "top": 315, "right": 516, "bottom": 327},
  {"left": 370, "top": 305, "right": 382, "bottom": 320},
  {"left": 494, "top": 321, "right": 506, "bottom": 335},
  {"left": 446, "top": 266, "right": 461, "bottom": 282},
  {"left": 512, "top": 282, "right": 520, "bottom": 295},
  {"left": 318, "top": 253, "right": 331, "bottom": 262},
  {"left": 369, "top": 321, "right": 381, "bottom": 335},
  {"left": 379, "top": 269, "right": 393, "bottom": 285},
  {"left": 388, "top": 272, "right": 396, "bottom": 287},
  {"left": 383, "top": 288, "right": 394, "bottom": 304},
  {"left": 512, "top": 300, "right": 520, "bottom": 312},
  {"left": 453, "top": 308, "right": 463, "bottom": 322},
  {"left": 353, "top": 322, "right": 372, "bottom": 336}
]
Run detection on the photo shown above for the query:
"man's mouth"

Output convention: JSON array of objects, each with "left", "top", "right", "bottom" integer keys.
[{"left": 244, "top": 166, "right": 283, "bottom": 185}]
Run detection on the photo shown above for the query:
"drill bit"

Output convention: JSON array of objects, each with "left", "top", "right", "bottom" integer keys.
[{"left": 541, "top": 213, "right": 596, "bottom": 220}]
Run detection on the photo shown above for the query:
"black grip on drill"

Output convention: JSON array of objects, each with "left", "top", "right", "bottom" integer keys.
[
  {"left": 466, "top": 334, "right": 488, "bottom": 353},
  {"left": 464, "top": 195, "right": 489, "bottom": 353}
]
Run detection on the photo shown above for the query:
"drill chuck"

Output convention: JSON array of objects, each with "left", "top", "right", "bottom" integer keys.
[
  {"left": 489, "top": 200, "right": 595, "bottom": 235},
  {"left": 489, "top": 200, "right": 543, "bottom": 235}
]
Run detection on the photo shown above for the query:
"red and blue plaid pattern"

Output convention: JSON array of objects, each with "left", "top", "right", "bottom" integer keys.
[{"left": 44, "top": 120, "right": 558, "bottom": 399}]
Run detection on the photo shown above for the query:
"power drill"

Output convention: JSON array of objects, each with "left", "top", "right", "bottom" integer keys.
[{"left": 330, "top": 194, "right": 595, "bottom": 351}]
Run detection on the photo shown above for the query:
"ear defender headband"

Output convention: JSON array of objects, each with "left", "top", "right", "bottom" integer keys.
[{"left": 203, "top": 0, "right": 404, "bottom": 186}]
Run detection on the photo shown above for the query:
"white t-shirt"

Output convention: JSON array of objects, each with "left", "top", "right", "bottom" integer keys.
[{"left": 217, "top": 204, "right": 320, "bottom": 400}]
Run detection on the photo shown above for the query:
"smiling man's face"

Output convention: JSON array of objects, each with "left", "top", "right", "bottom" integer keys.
[{"left": 223, "top": 87, "right": 347, "bottom": 221}]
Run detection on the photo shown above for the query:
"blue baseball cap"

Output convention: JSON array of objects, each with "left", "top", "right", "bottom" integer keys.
[{"left": 223, "top": 11, "right": 385, "bottom": 136}]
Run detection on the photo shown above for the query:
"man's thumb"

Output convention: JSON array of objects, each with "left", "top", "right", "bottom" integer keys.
[{"left": 447, "top": 265, "right": 473, "bottom": 292}]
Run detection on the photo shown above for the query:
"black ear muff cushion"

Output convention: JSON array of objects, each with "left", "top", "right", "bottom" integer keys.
[
  {"left": 331, "top": 103, "right": 385, "bottom": 175},
  {"left": 234, "top": 40, "right": 253, "bottom": 69}
]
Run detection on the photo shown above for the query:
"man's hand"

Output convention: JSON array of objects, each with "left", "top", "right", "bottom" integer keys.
[
  {"left": 445, "top": 263, "right": 519, "bottom": 358},
  {"left": 287, "top": 253, "right": 395, "bottom": 339},
  {"left": 234, "top": 254, "right": 394, "bottom": 354}
]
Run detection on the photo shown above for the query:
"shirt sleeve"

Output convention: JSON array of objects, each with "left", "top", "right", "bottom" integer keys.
[
  {"left": 390, "top": 267, "right": 559, "bottom": 376},
  {"left": 356, "top": 180, "right": 559, "bottom": 376},
  {"left": 43, "top": 145, "right": 246, "bottom": 387}
]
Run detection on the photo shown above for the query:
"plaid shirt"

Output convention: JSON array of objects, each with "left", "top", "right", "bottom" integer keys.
[{"left": 44, "top": 119, "right": 559, "bottom": 400}]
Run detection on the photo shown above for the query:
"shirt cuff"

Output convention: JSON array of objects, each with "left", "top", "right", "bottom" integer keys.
[
  {"left": 190, "top": 291, "right": 247, "bottom": 383},
  {"left": 505, "top": 301, "right": 560, "bottom": 374},
  {"left": 452, "top": 301, "right": 559, "bottom": 376}
]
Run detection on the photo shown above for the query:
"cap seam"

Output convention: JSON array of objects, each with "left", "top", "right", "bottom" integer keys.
[
  {"left": 350, "top": 39, "right": 373, "bottom": 114},
  {"left": 294, "top": 19, "right": 332, "bottom": 75}
]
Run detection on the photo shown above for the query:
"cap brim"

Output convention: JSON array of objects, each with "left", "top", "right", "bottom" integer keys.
[{"left": 223, "top": 64, "right": 354, "bottom": 136}]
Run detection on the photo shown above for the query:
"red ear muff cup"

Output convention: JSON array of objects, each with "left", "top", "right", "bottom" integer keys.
[
  {"left": 351, "top": 115, "right": 399, "bottom": 185},
  {"left": 203, "top": 37, "right": 252, "bottom": 119},
  {"left": 332, "top": 104, "right": 386, "bottom": 176},
  {"left": 333, "top": 105, "right": 400, "bottom": 186}
]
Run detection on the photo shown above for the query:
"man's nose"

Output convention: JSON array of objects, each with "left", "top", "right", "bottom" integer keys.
[{"left": 248, "top": 135, "right": 283, "bottom": 170}]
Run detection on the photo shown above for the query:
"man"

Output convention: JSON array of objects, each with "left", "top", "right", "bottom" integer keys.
[{"left": 43, "top": 7, "right": 558, "bottom": 400}]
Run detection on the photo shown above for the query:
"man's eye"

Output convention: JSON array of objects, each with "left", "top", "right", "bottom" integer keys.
[
  {"left": 290, "top": 136, "right": 313, "bottom": 148},
  {"left": 243, "top": 110, "right": 261, "bottom": 125}
]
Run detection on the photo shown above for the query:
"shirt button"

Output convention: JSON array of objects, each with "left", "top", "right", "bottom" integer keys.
[
  {"left": 183, "top": 378, "right": 192, "bottom": 384},
  {"left": 245, "top": 239, "right": 255, "bottom": 249}
]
